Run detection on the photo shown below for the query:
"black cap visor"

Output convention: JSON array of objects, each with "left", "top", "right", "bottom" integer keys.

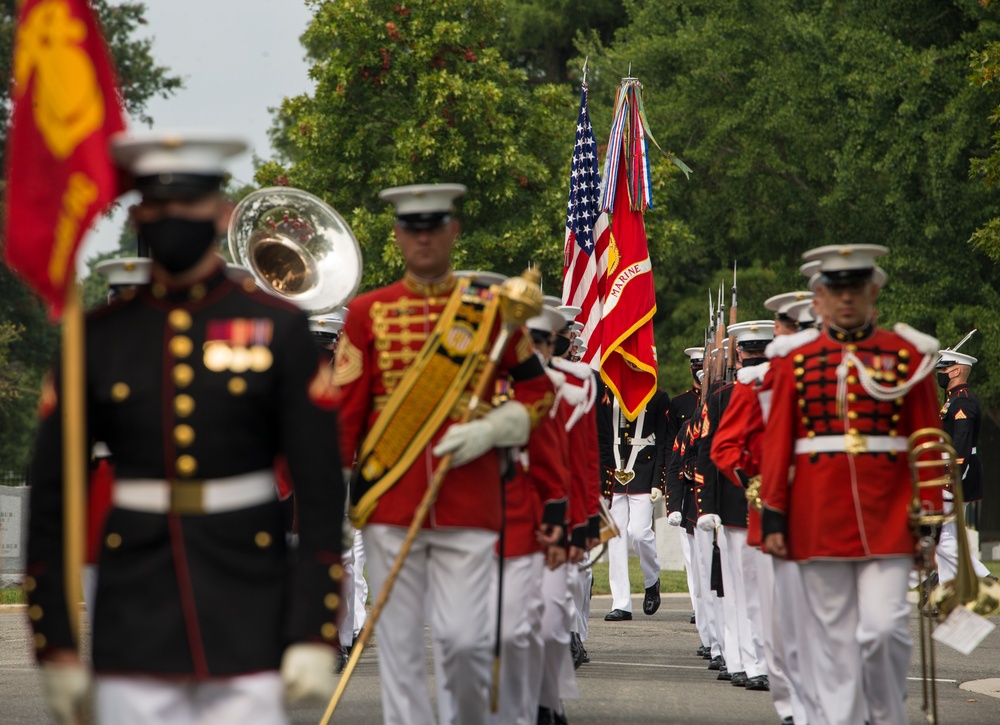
[
  {"left": 396, "top": 212, "right": 452, "bottom": 230},
  {"left": 818, "top": 267, "right": 874, "bottom": 288},
  {"left": 136, "top": 173, "right": 225, "bottom": 201}
]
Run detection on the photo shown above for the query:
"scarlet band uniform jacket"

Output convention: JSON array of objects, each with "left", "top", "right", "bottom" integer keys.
[
  {"left": 697, "top": 380, "right": 750, "bottom": 528},
  {"left": 598, "top": 388, "right": 670, "bottom": 496},
  {"left": 336, "top": 273, "right": 553, "bottom": 531},
  {"left": 551, "top": 359, "right": 602, "bottom": 547},
  {"left": 711, "top": 364, "right": 769, "bottom": 546},
  {"left": 760, "top": 323, "right": 943, "bottom": 560},
  {"left": 26, "top": 264, "right": 345, "bottom": 677},
  {"left": 941, "top": 383, "right": 982, "bottom": 503},
  {"left": 503, "top": 370, "right": 571, "bottom": 558}
]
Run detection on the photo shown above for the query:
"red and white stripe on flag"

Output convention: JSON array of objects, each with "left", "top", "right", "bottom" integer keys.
[{"left": 561, "top": 84, "right": 610, "bottom": 369}]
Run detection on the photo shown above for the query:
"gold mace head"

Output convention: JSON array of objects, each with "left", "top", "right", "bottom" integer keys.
[{"left": 499, "top": 268, "right": 544, "bottom": 327}]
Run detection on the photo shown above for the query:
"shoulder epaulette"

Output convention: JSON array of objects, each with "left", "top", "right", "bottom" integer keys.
[
  {"left": 736, "top": 362, "right": 770, "bottom": 386},
  {"left": 893, "top": 323, "right": 939, "bottom": 356},
  {"left": 765, "top": 327, "right": 820, "bottom": 360}
]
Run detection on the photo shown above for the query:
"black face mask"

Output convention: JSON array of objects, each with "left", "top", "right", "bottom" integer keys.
[
  {"left": 691, "top": 369, "right": 702, "bottom": 387},
  {"left": 553, "top": 335, "right": 572, "bottom": 358},
  {"left": 937, "top": 372, "right": 951, "bottom": 390},
  {"left": 138, "top": 217, "right": 218, "bottom": 274}
]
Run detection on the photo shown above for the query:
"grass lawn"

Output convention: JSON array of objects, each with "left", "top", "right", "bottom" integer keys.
[
  {"left": 590, "top": 557, "right": 689, "bottom": 596},
  {"left": 1, "top": 588, "right": 26, "bottom": 605}
]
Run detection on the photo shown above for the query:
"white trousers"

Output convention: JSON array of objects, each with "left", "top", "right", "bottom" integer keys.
[
  {"left": 96, "top": 673, "right": 286, "bottom": 725},
  {"left": 487, "top": 552, "right": 545, "bottom": 725},
  {"left": 718, "top": 527, "right": 764, "bottom": 677},
  {"left": 936, "top": 520, "right": 990, "bottom": 583},
  {"left": 536, "top": 563, "right": 578, "bottom": 712},
  {"left": 773, "top": 558, "right": 817, "bottom": 725},
  {"left": 568, "top": 560, "right": 593, "bottom": 642},
  {"left": 693, "top": 526, "right": 725, "bottom": 657},
  {"left": 747, "top": 548, "right": 794, "bottom": 720},
  {"left": 799, "top": 558, "right": 912, "bottom": 725},
  {"left": 352, "top": 528, "right": 368, "bottom": 637},
  {"left": 608, "top": 493, "right": 660, "bottom": 612},
  {"left": 679, "top": 528, "right": 698, "bottom": 616},
  {"left": 363, "top": 525, "right": 497, "bottom": 725}
]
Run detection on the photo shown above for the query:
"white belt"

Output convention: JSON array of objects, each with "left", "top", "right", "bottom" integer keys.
[
  {"left": 114, "top": 471, "right": 277, "bottom": 515},
  {"left": 794, "top": 434, "right": 908, "bottom": 456},
  {"left": 972, "top": 447, "right": 978, "bottom": 455},
  {"left": 617, "top": 434, "right": 655, "bottom": 447}
]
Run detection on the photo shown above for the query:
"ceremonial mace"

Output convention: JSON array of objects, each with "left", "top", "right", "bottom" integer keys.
[{"left": 319, "top": 269, "right": 544, "bottom": 724}]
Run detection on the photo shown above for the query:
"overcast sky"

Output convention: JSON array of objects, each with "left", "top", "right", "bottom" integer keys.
[{"left": 76, "top": 0, "right": 316, "bottom": 275}]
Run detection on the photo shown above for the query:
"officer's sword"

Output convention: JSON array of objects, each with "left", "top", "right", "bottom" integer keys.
[{"left": 319, "top": 269, "right": 544, "bottom": 724}]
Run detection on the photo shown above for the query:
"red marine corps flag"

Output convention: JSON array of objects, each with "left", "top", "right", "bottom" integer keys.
[
  {"left": 597, "top": 78, "right": 658, "bottom": 420},
  {"left": 4, "top": 0, "right": 126, "bottom": 318}
]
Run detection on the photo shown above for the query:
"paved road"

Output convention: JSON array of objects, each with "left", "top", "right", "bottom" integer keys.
[{"left": 2, "top": 593, "right": 997, "bottom": 724}]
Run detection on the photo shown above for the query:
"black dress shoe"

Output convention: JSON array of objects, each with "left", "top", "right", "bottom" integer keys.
[
  {"left": 717, "top": 667, "right": 732, "bottom": 681},
  {"left": 337, "top": 645, "right": 351, "bottom": 674},
  {"left": 730, "top": 671, "right": 748, "bottom": 687},
  {"left": 690, "top": 613, "right": 697, "bottom": 624},
  {"left": 746, "top": 675, "right": 770, "bottom": 691},
  {"left": 553, "top": 712, "right": 569, "bottom": 725},
  {"left": 697, "top": 645, "right": 709, "bottom": 657},
  {"left": 643, "top": 579, "right": 661, "bottom": 615},
  {"left": 781, "top": 717, "right": 794, "bottom": 725},
  {"left": 537, "top": 706, "right": 554, "bottom": 725},
  {"left": 703, "top": 650, "right": 713, "bottom": 659},
  {"left": 570, "top": 632, "right": 583, "bottom": 670},
  {"left": 604, "top": 609, "right": 632, "bottom": 621},
  {"left": 708, "top": 655, "right": 725, "bottom": 670},
  {"left": 580, "top": 645, "right": 589, "bottom": 664}
]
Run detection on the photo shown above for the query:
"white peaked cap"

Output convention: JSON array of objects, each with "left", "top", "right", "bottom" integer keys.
[
  {"left": 379, "top": 183, "right": 466, "bottom": 223},
  {"left": 764, "top": 291, "right": 813, "bottom": 315},
  {"left": 111, "top": 129, "right": 247, "bottom": 177},
  {"left": 455, "top": 270, "right": 508, "bottom": 287},
  {"left": 727, "top": 320, "right": 775, "bottom": 346},
  {"left": 801, "top": 244, "right": 888, "bottom": 283},
  {"left": 94, "top": 257, "right": 152, "bottom": 286},
  {"left": 309, "top": 307, "right": 348, "bottom": 335},
  {"left": 526, "top": 307, "right": 567, "bottom": 334},
  {"left": 784, "top": 299, "right": 816, "bottom": 324},
  {"left": 683, "top": 347, "right": 705, "bottom": 362},
  {"left": 937, "top": 350, "right": 977, "bottom": 367}
]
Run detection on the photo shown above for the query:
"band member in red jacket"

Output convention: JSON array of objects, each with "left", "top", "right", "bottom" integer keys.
[
  {"left": 760, "top": 244, "right": 944, "bottom": 725},
  {"left": 335, "top": 184, "right": 553, "bottom": 725}
]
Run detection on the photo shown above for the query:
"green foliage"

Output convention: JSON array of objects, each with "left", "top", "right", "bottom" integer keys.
[
  {"left": 578, "top": 0, "right": 1000, "bottom": 412},
  {"left": 0, "top": 2, "right": 181, "bottom": 467},
  {"left": 263, "top": 0, "right": 583, "bottom": 291}
]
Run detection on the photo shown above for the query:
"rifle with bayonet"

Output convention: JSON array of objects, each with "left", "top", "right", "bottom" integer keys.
[{"left": 726, "top": 262, "right": 737, "bottom": 382}]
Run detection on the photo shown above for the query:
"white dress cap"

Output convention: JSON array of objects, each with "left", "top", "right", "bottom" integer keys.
[
  {"left": 683, "top": 346, "right": 705, "bottom": 363},
  {"left": 784, "top": 299, "right": 816, "bottom": 324},
  {"left": 801, "top": 244, "right": 888, "bottom": 284},
  {"left": 727, "top": 320, "right": 775, "bottom": 346},
  {"left": 764, "top": 291, "right": 813, "bottom": 315},
  {"left": 936, "top": 350, "right": 977, "bottom": 367},
  {"left": 526, "top": 307, "right": 567, "bottom": 334},
  {"left": 455, "top": 270, "right": 508, "bottom": 287},
  {"left": 379, "top": 183, "right": 467, "bottom": 228},
  {"left": 94, "top": 257, "right": 152, "bottom": 287},
  {"left": 309, "top": 307, "right": 349, "bottom": 336},
  {"left": 110, "top": 129, "right": 247, "bottom": 177}
]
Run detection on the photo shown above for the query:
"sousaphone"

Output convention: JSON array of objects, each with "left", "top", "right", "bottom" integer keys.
[{"left": 228, "top": 186, "right": 363, "bottom": 314}]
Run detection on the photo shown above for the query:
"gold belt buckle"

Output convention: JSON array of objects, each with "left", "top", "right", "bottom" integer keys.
[
  {"left": 614, "top": 469, "right": 635, "bottom": 484},
  {"left": 171, "top": 480, "right": 205, "bottom": 515},
  {"left": 844, "top": 432, "right": 868, "bottom": 455}
]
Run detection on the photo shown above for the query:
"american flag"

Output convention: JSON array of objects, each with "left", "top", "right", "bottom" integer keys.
[{"left": 562, "top": 84, "right": 610, "bottom": 369}]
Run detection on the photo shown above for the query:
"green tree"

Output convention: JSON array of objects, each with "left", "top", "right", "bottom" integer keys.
[
  {"left": 261, "top": 0, "right": 589, "bottom": 293},
  {"left": 0, "top": 1, "right": 181, "bottom": 468},
  {"left": 579, "top": 1, "right": 1000, "bottom": 414}
]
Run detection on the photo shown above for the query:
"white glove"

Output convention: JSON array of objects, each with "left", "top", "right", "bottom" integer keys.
[
  {"left": 432, "top": 402, "right": 530, "bottom": 467},
  {"left": 41, "top": 663, "right": 90, "bottom": 724},
  {"left": 667, "top": 511, "right": 683, "bottom": 527},
  {"left": 649, "top": 488, "right": 663, "bottom": 504},
  {"left": 697, "top": 513, "right": 721, "bottom": 532},
  {"left": 281, "top": 643, "right": 336, "bottom": 703}
]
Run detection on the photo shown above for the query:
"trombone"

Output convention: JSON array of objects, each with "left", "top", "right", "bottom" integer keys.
[{"left": 908, "top": 428, "right": 1000, "bottom": 724}]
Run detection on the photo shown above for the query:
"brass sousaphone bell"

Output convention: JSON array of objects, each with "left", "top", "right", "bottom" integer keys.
[{"left": 228, "top": 186, "right": 363, "bottom": 314}]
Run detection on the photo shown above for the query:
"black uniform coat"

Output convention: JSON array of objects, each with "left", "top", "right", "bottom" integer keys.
[
  {"left": 696, "top": 381, "right": 749, "bottom": 528},
  {"left": 665, "top": 419, "right": 698, "bottom": 535},
  {"left": 941, "top": 383, "right": 983, "bottom": 503},
  {"left": 25, "top": 264, "right": 345, "bottom": 678},
  {"left": 598, "top": 388, "right": 670, "bottom": 495},
  {"left": 666, "top": 387, "right": 700, "bottom": 452}
]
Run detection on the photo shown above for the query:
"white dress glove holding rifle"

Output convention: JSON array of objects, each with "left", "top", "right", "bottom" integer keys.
[
  {"left": 432, "top": 402, "right": 530, "bottom": 467},
  {"left": 697, "top": 513, "right": 721, "bottom": 532},
  {"left": 667, "top": 511, "right": 683, "bottom": 527},
  {"left": 282, "top": 643, "right": 336, "bottom": 703},
  {"left": 40, "top": 661, "right": 89, "bottom": 724}
]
